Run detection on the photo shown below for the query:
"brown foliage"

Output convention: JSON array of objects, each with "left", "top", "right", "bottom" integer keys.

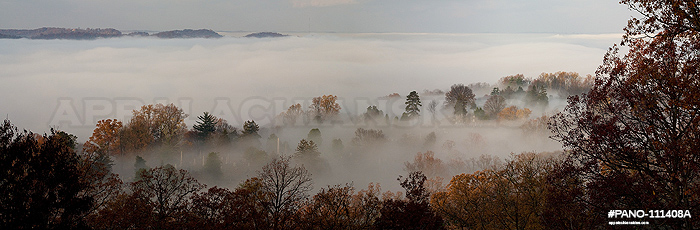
[
  {"left": 258, "top": 156, "right": 313, "bottom": 229},
  {"left": 120, "top": 103, "right": 188, "bottom": 153},
  {"left": 497, "top": 105, "right": 531, "bottom": 121},
  {"left": 309, "top": 95, "right": 341, "bottom": 123},
  {"left": 84, "top": 118, "right": 123, "bottom": 156},
  {"left": 431, "top": 152, "right": 554, "bottom": 230}
]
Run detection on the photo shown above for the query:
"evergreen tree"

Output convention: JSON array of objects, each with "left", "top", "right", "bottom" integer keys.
[
  {"left": 403, "top": 91, "right": 422, "bottom": 120},
  {"left": 363, "top": 105, "right": 384, "bottom": 122},
  {"left": 242, "top": 120, "right": 260, "bottom": 139},
  {"left": 193, "top": 112, "right": 217, "bottom": 140},
  {"left": 331, "top": 138, "right": 344, "bottom": 153},
  {"left": 203, "top": 152, "right": 222, "bottom": 180},
  {"left": 134, "top": 155, "right": 147, "bottom": 171},
  {"left": 424, "top": 132, "right": 436, "bottom": 148},
  {"left": 525, "top": 85, "right": 548, "bottom": 107},
  {"left": 307, "top": 128, "right": 322, "bottom": 146},
  {"left": 295, "top": 139, "right": 320, "bottom": 158}
]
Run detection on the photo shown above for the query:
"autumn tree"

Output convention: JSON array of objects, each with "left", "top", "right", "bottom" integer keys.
[
  {"left": 189, "top": 186, "right": 235, "bottom": 229},
  {"left": 299, "top": 184, "right": 359, "bottom": 229},
  {"left": 547, "top": 1, "right": 700, "bottom": 227},
  {"left": 190, "top": 179, "right": 270, "bottom": 230},
  {"left": 498, "top": 74, "right": 531, "bottom": 88},
  {"left": 550, "top": 38, "right": 700, "bottom": 228},
  {"left": 376, "top": 171, "right": 444, "bottom": 230},
  {"left": 309, "top": 95, "right": 341, "bottom": 123},
  {"left": 525, "top": 84, "right": 548, "bottom": 107},
  {"left": 130, "top": 164, "right": 205, "bottom": 229},
  {"left": 0, "top": 120, "right": 106, "bottom": 229},
  {"left": 213, "top": 117, "right": 237, "bottom": 146},
  {"left": 444, "top": 84, "right": 476, "bottom": 119},
  {"left": 282, "top": 103, "right": 303, "bottom": 126},
  {"left": 535, "top": 72, "right": 593, "bottom": 97},
  {"left": 520, "top": 115, "right": 550, "bottom": 134},
  {"left": 120, "top": 103, "right": 188, "bottom": 153},
  {"left": 483, "top": 95, "right": 506, "bottom": 119},
  {"left": 497, "top": 106, "right": 531, "bottom": 121},
  {"left": 228, "top": 177, "right": 272, "bottom": 229},
  {"left": 402, "top": 91, "right": 422, "bottom": 120},
  {"left": 258, "top": 156, "right": 313, "bottom": 229},
  {"left": 405, "top": 151, "right": 447, "bottom": 180},
  {"left": 298, "top": 183, "right": 383, "bottom": 229},
  {"left": 84, "top": 118, "right": 123, "bottom": 156},
  {"left": 431, "top": 170, "right": 496, "bottom": 229},
  {"left": 431, "top": 152, "right": 553, "bottom": 229},
  {"left": 500, "top": 86, "right": 516, "bottom": 99},
  {"left": 621, "top": 0, "right": 700, "bottom": 38},
  {"left": 351, "top": 128, "right": 387, "bottom": 147}
]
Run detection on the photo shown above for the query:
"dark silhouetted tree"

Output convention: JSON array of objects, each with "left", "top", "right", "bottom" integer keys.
[
  {"left": 402, "top": 91, "right": 422, "bottom": 120},
  {"left": 203, "top": 152, "right": 223, "bottom": 180},
  {"left": 295, "top": 139, "right": 320, "bottom": 158},
  {"left": 363, "top": 105, "right": 384, "bottom": 124},
  {"left": 193, "top": 112, "right": 217, "bottom": 141},
  {"left": 0, "top": 120, "right": 101, "bottom": 229},
  {"left": 376, "top": 171, "right": 444, "bottom": 230},
  {"left": 444, "top": 84, "right": 475, "bottom": 118},
  {"left": 258, "top": 156, "right": 313, "bottom": 230},
  {"left": 242, "top": 120, "right": 260, "bottom": 138},
  {"left": 549, "top": 1, "right": 700, "bottom": 226},
  {"left": 483, "top": 95, "right": 506, "bottom": 119},
  {"left": 307, "top": 128, "right": 322, "bottom": 146},
  {"left": 130, "top": 165, "right": 205, "bottom": 229}
]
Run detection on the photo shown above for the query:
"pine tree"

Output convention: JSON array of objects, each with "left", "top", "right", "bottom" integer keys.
[
  {"left": 295, "top": 139, "right": 320, "bottom": 158},
  {"left": 242, "top": 120, "right": 260, "bottom": 139},
  {"left": 307, "top": 128, "right": 322, "bottom": 146},
  {"left": 403, "top": 91, "right": 422, "bottom": 120},
  {"left": 193, "top": 112, "right": 217, "bottom": 140}
]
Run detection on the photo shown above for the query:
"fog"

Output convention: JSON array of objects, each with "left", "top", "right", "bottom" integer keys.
[{"left": 0, "top": 33, "right": 621, "bottom": 191}]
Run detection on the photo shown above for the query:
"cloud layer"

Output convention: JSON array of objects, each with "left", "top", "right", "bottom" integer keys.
[{"left": 0, "top": 33, "right": 621, "bottom": 140}]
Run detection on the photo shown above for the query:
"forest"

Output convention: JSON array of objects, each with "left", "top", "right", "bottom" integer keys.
[{"left": 2, "top": 0, "right": 700, "bottom": 229}]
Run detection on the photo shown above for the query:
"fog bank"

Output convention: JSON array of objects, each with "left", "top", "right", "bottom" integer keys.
[{"left": 0, "top": 33, "right": 621, "bottom": 140}]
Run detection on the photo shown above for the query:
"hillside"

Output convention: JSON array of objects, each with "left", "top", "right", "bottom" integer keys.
[
  {"left": 152, "top": 29, "right": 223, "bottom": 38},
  {"left": 0, "top": 27, "right": 121, "bottom": 39},
  {"left": 244, "top": 32, "right": 288, "bottom": 38},
  {"left": 0, "top": 27, "right": 223, "bottom": 40}
]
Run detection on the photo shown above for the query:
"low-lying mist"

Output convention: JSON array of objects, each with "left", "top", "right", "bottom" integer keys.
[{"left": 0, "top": 32, "right": 618, "bottom": 191}]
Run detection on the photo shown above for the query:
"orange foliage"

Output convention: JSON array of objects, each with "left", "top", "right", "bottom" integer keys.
[
  {"left": 84, "top": 119, "right": 123, "bottom": 155},
  {"left": 498, "top": 106, "right": 531, "bottom": 120}
]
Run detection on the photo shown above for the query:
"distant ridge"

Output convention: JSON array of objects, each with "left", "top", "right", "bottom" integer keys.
[
  {"left": 0, "top": 27, "right": 223, "bottom": 40},
  {"left": 244, "top": 32, "right": 289, "bottom": 38},
  {"left": 153, "top": 29, "right": 223, "bottom": 39}
]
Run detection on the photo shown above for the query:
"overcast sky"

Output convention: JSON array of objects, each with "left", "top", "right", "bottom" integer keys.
[{"left": 0, "top": 0, "right": 634, "bottom": 33}]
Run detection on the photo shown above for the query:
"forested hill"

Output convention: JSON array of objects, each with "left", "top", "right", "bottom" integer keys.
[{"left": 0, "top": 27, "right": 223, "bottom": 40}]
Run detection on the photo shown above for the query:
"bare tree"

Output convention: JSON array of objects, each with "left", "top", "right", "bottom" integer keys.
[
  {"left": 483, "top": 95, "right": 506, "bottom": 119},
  {"left": 131, "top": 164, "right": 205, "bottom": 229},
  {"left": 258, "top": 156, "right": 313, "bottom": 229},
  {"left": 444, "top": 84, "right": 476, "bottom": 117}
]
